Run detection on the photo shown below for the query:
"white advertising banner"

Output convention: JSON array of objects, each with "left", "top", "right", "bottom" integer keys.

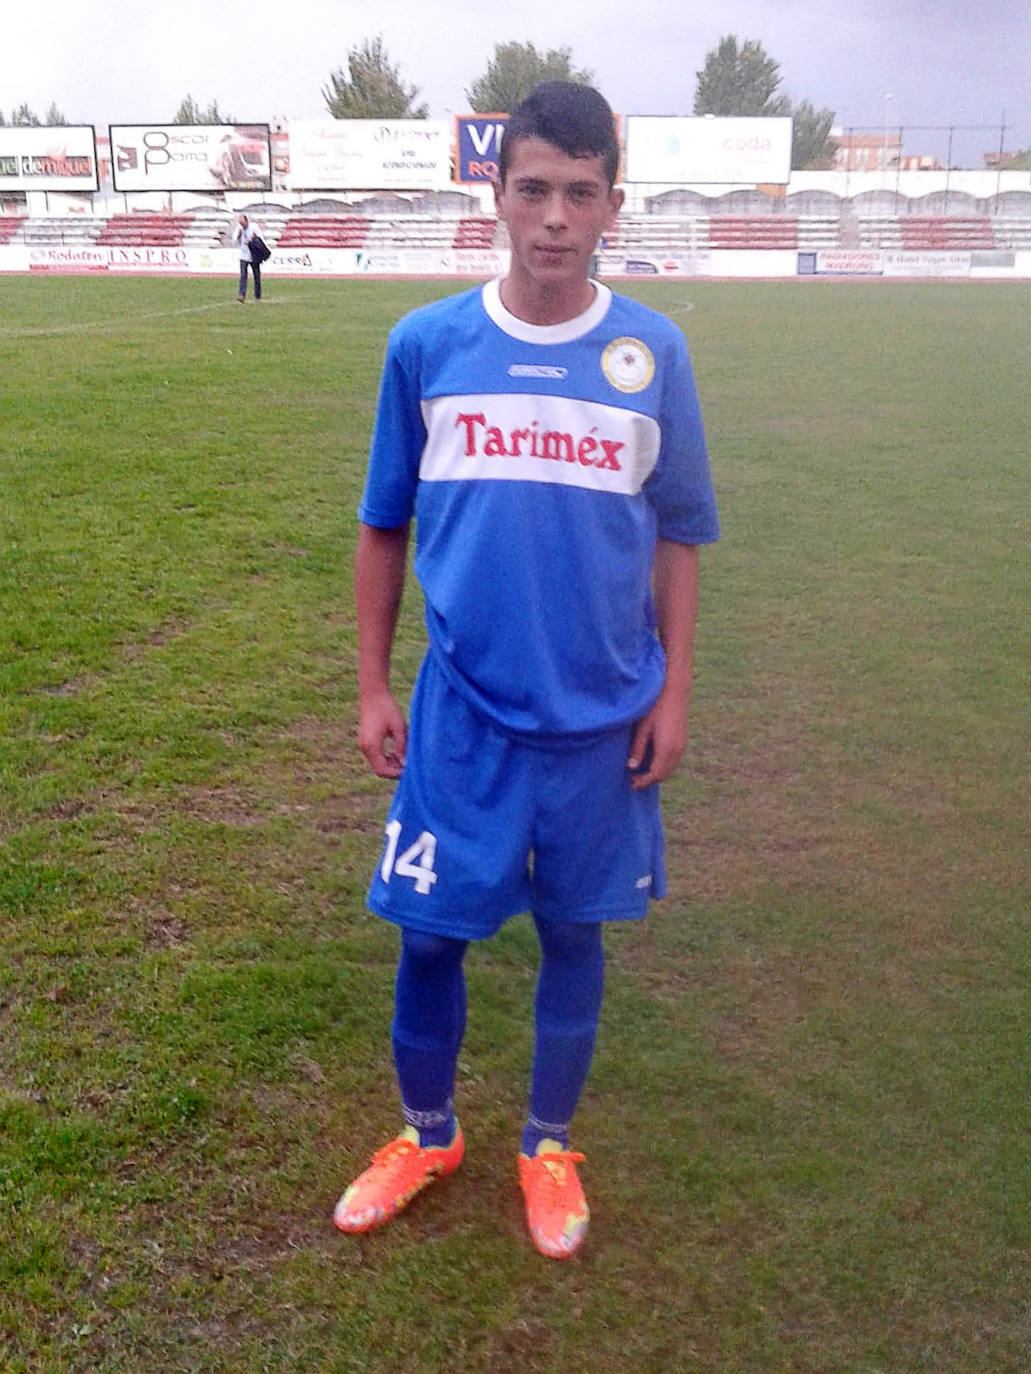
[
  {"left": 288, "top": 120, "right": 450, "bottom": 189},
  {"left": 0, "top": 127, "right": 98, "bottom": 191},
  {"left": 23, "top": 243, "right": 209, "bottom": 273},
  {"left": 599, "top": 250, "right": 713, "bottom": 277},
  {"left": 109, "top": 125, "right": 271, "bottom": 192},
  {"left": 810, "top": 249, "right": 883, "bottom": 276},
  {"left": 7, "top": 245, "right": 503, "bottom": 277},
  {"left": 3, "top": 244, "right": 1028, "bottom": 279},
  {"left": 883, "top": 251, "right": 971, "bottom": 278},
  {"left": 625, "top": 117, "right": 792, "bottom": 185},
  {"left": 356, "top": 247, "right": 507, "bottom": 275}
]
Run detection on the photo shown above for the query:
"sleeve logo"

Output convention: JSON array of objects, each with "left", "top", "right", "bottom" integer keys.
[{"left": 601, "top": 337, "right": 656, "bottom": 394}]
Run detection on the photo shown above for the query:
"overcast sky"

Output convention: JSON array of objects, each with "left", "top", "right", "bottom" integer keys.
[{"left": 4, "top": 0, "right": 1027, "bottom": 168}]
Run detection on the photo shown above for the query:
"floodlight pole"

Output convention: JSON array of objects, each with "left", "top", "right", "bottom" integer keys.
[{"left": 996, "top": 112, "right": 1007, "bottom": 212}]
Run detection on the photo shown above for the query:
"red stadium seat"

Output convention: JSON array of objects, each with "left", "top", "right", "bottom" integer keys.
[{"left": 0, "top": 216, "right": 27, "bottom": 244}]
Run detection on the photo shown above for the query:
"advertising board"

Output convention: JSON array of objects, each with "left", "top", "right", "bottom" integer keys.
[
  {"left": 109, "top": 125, "right": 271, "bottom": 191},
  {"left": 454, "top": 116, "right": 508, "bottom": 185},
  {"left": 288, "top": 120, "right": 450, "bottom": 189},
  {"left": 0, "top": 127, "right": 98, "bottom": 191},
  {"left": 797, "top": 250, "right": 883, "bottom": 276},
  {"left": 625, "top": 117, "right": 792, "bottom": 184},
  {"left": 883, "top": 251, "right": 971, "bottom": 278}
]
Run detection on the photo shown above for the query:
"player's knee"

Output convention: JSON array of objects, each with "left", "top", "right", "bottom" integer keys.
[
  {"left": 400, "top": 927, "right": 468, "bottom": 971},
  {"left": 534, "top": 917, "right": 602, "bottom": 963}
]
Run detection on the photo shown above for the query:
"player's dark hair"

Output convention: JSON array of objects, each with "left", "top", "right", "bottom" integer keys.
[{"left": 498, "top": 82, "right": 619, "bottom": 188}]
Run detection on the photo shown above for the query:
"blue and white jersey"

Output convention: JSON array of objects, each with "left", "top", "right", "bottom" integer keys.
[{"left": 359, "top": 278, "right": 720, "bottom": 738}]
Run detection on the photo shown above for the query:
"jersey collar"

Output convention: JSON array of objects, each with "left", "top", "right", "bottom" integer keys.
[{"left": 482, "top": 277, "right": 612, "bottom": 344}]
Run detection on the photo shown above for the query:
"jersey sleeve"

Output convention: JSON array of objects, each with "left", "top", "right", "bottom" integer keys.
[
  {"left": 644, "top": 327, "right": 720, "bottom": 546},
  {"left": 358, "top": 325, "right": 427, "bottom": 529}
]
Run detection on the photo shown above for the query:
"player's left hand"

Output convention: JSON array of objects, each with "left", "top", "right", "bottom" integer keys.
[{"left": 627, "top": 690, "right": 688, "bottom": 790}]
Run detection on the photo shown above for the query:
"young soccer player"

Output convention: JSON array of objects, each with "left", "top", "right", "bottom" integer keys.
[{"left": 333, "top": 81, "right": 720, "bottom": 1259}]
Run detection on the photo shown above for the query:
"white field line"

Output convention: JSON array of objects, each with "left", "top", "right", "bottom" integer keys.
[{"left": 0, "top": 295, "right": 293, "bottom": 341}]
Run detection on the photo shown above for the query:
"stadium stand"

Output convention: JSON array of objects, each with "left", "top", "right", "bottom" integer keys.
[
  {"left": 20, "top": 217, "right": 103, "bottom": 246},
  {"left": 607, "top": 208, "right": 840, "bottom": 254},
  {"left": 181, "top": 212, "right": 234, "bottom": 247},
  {"left": 452, "top": 217, "right": 498, "bottom": 249},
  {"left": 256, "top": 213, "right": 500, "bottom": 253},
  {"left": 363, "top": 217, "right": 453, "bottom": 249},
  {"left": 0, "top": 216, "right": 26, "bottom": 244},
  {"left": 795, "top": 217, "right": 842, "bottom": 248},
  {"left": 898, "top": 217, "right": 996, "bottom": 249},
  {"left": 274, "top": 215, "right": 370, "bottom": 248},
  {"left": 8, "top": 189, "right": 1031, "bottom": 263},
  {"left": 706, "top": 216, "right": 800, "bottom": 249},
  {"left": 857, "top": 215, "right": 1005, "bottom": 250},
  {"left": 975, "top": 192, "right": 1031, "bottom": 250},
  {"left": 990, "top": 216, "right": 1031, "bottom": 250},
  {"left": 602, "top": 213, "right": 707, "bottom": 253},
  {"left": 95, "top": 214, "right": 191, "bottom": 246}
]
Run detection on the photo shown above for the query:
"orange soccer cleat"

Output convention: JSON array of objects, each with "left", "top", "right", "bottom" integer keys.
[
  {"left": 517, "top": 1140, "right": 589, "bottom": 1259},
  {"left": 333, "top": 1124, "right": 464, "bottom": 1234}
]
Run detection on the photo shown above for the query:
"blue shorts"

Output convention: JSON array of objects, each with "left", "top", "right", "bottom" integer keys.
[{"left": 367, "top": 654, "right": 667, "bottom": 940}]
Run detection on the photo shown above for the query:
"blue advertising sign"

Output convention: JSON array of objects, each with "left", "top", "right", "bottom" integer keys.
[{"left": 455, "top": 115, "right": 508, "bottom": 185}]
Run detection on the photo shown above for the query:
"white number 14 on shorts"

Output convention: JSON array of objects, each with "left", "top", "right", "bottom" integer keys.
[{"left": 380, "top": 819, "right": 439, "bottom": 896}]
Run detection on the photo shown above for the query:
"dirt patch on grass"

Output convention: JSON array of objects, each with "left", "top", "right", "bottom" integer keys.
[
  {"left": 668, "top": 678, "right": 1000, "bottom": 922},
  {"left": 487, "top": 1319, "right": 559, "bottom": 1371},
  {"left": 277, "top": 715, "right": 386, "bottom": 835},
  {"left": 111, "top": 787, "right": 268, "bottom": 830},
  {"left": 312, "top": 793, "right": 384, "bottom": 836},
  {"left": 127, "top": 781, "right": 352, "bottom": 833},
  {"left": 177, "top": 786, "right": 269, "bottom": 828},
  {"left": 281, "top": 713, "right": 355, "bottom": 762},
  {"left": 636, "top": 680, "right": 1017, "bottom": 1066},
  {"left": 146, "top": 912, "right": 189, "bottom": 949},
  {"left": 704, "top": 949, "right": 817, "bottom": 1063},
  {"left": 121, "top": 615, "right": 193, "bottom": 660},
  {"left": 671, "top": 702, "right": 833, "bottom": 905},
  {"left": 40, "top": 675, "right": 88, "bottom": 698}
]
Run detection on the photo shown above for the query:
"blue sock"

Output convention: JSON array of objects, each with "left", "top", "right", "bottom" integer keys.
[
  {"left": 392, "top": 928, "right": 468, "bottom": 1148},
  {"left": 521, "top": 917, "right": 604, "bottom": 1157}
]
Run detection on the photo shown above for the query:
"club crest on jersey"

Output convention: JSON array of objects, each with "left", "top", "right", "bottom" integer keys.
[{"left": 602, "top": 337, "right": 655, "bottom": 394}]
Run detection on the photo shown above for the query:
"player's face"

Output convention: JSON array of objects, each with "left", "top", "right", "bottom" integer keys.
[{"left": 494, "top": 137, "right": 622, "bottom": 304}]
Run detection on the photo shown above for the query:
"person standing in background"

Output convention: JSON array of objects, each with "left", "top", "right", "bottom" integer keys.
[{"left": 230, "top": 212, "right": 261, "bottom": 302}]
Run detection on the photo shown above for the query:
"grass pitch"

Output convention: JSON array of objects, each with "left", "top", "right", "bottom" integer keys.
[{"left": 1, "top": 274, "right": 1029, "bottom": 1372}]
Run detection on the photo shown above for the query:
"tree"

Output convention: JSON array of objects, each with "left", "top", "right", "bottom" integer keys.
[
  {"left": 173, "top": 95, "right": 235, "bottom": 125},
  {"left": 10, "top": 103, "right": 41, "bottom": 126},
  {"left": 4, "top": 101, "right": 69, "bottom": 126},
  {"left": 466, "top": 41, "right": 593, "bottom": 114},
  {"left": 693, "top": 36, "right": 791, "bottom": 117},
  {"left": 322, "top": 36, "right": 428, "bottom": 119},
  {"left": 791, "top": 99, "right": 838, "bottom": 169}
]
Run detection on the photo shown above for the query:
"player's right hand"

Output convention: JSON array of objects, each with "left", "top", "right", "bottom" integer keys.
[{"left": 358, "top": 691, "right": 407, "bottom": 778}]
